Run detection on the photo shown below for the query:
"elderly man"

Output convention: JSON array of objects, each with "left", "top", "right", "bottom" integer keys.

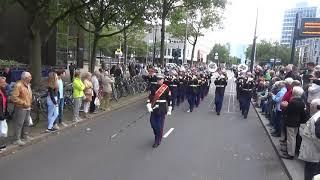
[
  {"left": 11, "top": 72, "right": 32, "bottom": 146},
  {"left": 281, "top": 86, "right": 306, "bottom": 159},
  {"left": 299, "top": 98, "right": 320, "bottom": 180},
  {"left": 270, "top": 81, "right": 287, "bottom": 137}
]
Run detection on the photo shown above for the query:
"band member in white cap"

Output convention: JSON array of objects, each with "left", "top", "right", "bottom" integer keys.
[{"left": 146, "top": 74, "right": 172, "bottom": 148}]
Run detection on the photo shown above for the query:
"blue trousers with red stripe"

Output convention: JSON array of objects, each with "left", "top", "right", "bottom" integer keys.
[{"left": 150, "top": 113, "right": 165, "bottom": 144}]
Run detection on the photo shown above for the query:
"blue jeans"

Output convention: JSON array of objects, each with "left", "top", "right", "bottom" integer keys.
[
  {"left": 47, "top": 97, "right": 59, "bottom": 129},
  {"left": 57, "top": 98, "right": 64, "bottom": 123},
  {"left": 273, "top": 110, "right": 282, "bottom": 135},
  {"left": 215, "top": 95, "right": 224, "bottom": 113}
]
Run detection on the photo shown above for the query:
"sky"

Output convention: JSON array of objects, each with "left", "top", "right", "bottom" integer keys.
[{"left": 196, "top": 0, "right": 320, "bottom": 60}]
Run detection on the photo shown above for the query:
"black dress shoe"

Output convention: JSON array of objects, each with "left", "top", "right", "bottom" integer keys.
[
  {"left": 271, "top": 133, "right": 280, "bottom": 137},
  {"left": 280, "top": 139, "right": 286, "bottom": 143},
  {"left": 152, "top": 143, "right": 159, "bottom": 148},
  {"left": 217, "top": 112, "right": 220, "bottom": 115},
  {"left": 280, "top": 154, "right": 294, "bottom": 160}
]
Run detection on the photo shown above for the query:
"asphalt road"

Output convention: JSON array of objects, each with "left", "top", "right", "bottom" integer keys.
[{"left": 0, "top": 71, "right": 288, "bottom": 180}]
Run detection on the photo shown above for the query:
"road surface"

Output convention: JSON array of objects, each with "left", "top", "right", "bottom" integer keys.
[{"left": 0, "top": 71, "right": 288, "bottom": 180}]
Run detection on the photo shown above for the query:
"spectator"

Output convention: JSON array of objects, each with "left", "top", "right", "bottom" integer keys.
[
  {"left": 307, "top": 71, "right": 320, "bottom": 114},
  {"left": 3, "top": 67, "right": 11, "bottom": 84},
  {"left": 11, "top": 72, "right": 32, "bottom": 146},
  {"left": 0, "top": 77, "right": 8, "bottom": 151},
  {"left": 57, "top": 70, "right": 67, "bottom": 127},
  {"left": 90, "top": 70, "right": 100, "bottom": 113},
  {"left": 270, "top": 81, "right": 287, "bottom": 137},
  {"left": 82, "top": 72, "right": 93, "bottom": 119},
  {"left": 73, "top": 70, "right": 85, "bottom": 122},
  {"left": 46, "top": 72, "right": 59, "bottom": 132},
  {"left": 281, "top": 86, "right": 306, "bottom": 159},
  {"left": 69, "top": 63, "right": 76, "bottom": 82},
  {"left": 299, "top": 99, "right": 320, "bottom": 180},
  {"left": 101, "top": 71, "right": 114, "bottom": 111},
  {"left": 114, "top": 64, "right": 123, "bottom": 78}
]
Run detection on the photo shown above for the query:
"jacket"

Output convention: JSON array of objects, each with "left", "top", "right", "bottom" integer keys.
[
  {"left": 272, "top": 87, "right": 287, "bottom": 111},
  {"left": 308, "top": 83, "right": 320, "bottom": 103},
  {"left": 214, "top": 77, "right": 227, "bottom": 96},
  {"left": 299, "top": 111, "right": 320, "bottom": 162},
  {"left": 11, "top": 80, "right": 32, "bottom": 109},
  {"left": 73, "top": 78, "right": 85, "bottom": 98},
  {"left": 285, "top": 97, "right": 307, "bottom": 127},
  {"left": 0, "top": 89, "right": 7, "bottom": 120},
  {"left": 101, "top": 75, "right": 114, "bottom": 93}
]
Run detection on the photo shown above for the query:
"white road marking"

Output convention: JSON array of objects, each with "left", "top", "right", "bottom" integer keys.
[
  {"left": 111, "top": 134, "right": 117, "bottom": 139},
  {"left": 163, "top": 128, "right": 175, "bottom": 138},
  {"left": 227, "top": 83, "right": 233, "bottom": 113}
]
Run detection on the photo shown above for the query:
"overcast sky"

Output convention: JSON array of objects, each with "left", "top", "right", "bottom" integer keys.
[{"left": 196, "top": 0, "right": 320, "bottom": 59}]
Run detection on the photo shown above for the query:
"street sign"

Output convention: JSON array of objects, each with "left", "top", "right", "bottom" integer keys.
[
  {"left": 115, "top": 48, "right": 122, "bottom": 56},
  {"left": 299, "top": 18, "right": 320, "bottom": 38}
]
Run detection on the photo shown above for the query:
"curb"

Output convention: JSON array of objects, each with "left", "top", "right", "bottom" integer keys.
[
  {"left": 252, "top": 103, "right": 293, "bottom": 180},
  {"left": 0, "top": 93, "right": 148, "bottom": 158}
]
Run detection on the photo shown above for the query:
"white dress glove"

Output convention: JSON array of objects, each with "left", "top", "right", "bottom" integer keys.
[
  {"left": 167, "top": 106, "right": 172, "bottom": 115},
  {"left": 146, "top": 103, "right": 153, "bottom": 113}
]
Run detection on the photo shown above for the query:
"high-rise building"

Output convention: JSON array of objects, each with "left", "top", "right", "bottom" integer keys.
[{"left": 280, "top": 4, "right": 317, "bottom": 47}]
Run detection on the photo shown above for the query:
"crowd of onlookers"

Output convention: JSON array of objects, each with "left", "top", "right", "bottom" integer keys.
[
  {"left": 0, "top": 64, "right": 140, "bottom": 151},
  {"left": 252, "top": 62, "right": 320, "bottom": 180}
]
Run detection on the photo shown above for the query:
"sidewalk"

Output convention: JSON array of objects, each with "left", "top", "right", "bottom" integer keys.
[
  {"left": 253, "top": 105, "right": 304, "bottom": 180},
  {"left": 0, "top": 92, "right": 148, "bottom": 157}
]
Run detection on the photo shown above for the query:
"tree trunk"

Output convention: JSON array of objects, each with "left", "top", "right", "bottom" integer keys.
[
  {"left": 190, "top": 36, "right": 198, "bottom": 67},
  {"left": 29, "top": 30, "right": 42, "bottom": 88},
  {"left": 160, "top": 0, "right": 167, "bottom": 66},
  {"left": 90, "top": 34, "right": 99, "bottom": 73},
  {"left": 123, "top": 29, "right": 128, "bottom": 66}
]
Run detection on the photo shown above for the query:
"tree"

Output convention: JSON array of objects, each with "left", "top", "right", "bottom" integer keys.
[
  {"left": 0, "top": 0, "right": 98, "bottom": 86},
  {"left": 208, "top": 44, "right": 229, "bottom": 64},
  {"left": 154, "top": 0, "right": 226, "bottom": 66},
  {"left": 74, "top": 0, "right": 149, "bottom": 72},
  {"left": 245, "top": 40, "right": 291, "bottom": 65},
  {"left": 167, "top": 0, "right": 226, "bottom": 65}
]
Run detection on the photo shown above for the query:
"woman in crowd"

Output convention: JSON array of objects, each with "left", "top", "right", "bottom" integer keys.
[
  {"left": 56, "top": 70, "right": 67, "bottom": 127},
  {"left": 90, "top": 70, "right": 100, "bottom": 113},
  {"left": 101, "top": 71, "right": 114, "bottom": 111},
  {"left": 299, "top": 98, "right": 320, "bottom": 180},
  {"left": 73, "top": 71, "right": 85, "bottom": 122},
  {"left": 82, "top": 72, "right": 93, "bottom": 119},
  {"left": 46, "top": 72, "right": 59, "bottom": 132},
  {"left": 0, "top": 77, "right": 8, "bottom": 151}
]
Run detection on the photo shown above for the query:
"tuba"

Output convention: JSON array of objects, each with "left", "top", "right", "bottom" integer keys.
[
  {"left": 237, "top": 64, "right": 248, "bottom": 73},
  {"left": 207, "top": 62, "right": 218, "bottom": 73}
]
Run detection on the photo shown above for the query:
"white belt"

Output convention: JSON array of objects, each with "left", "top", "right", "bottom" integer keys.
[
  {"left": 156, "top": 100, "right": 167, "bottom": 102},
  {"left": 216, "top": 85, "right": 225, "bottom": 87},
  {"left": 170, "top": 85, "right": 177, "bottom": 87},
  {"left": 190, "top": 85, "right": 198, "bottom": 87},
  {"left": 243, "top": 89, "right": 252, "bottom": 91},
  {"left": 151, "top": 82, "right": 157, "bottom": 84}
]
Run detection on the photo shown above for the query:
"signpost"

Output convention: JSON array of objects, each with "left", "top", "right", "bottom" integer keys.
[{"left": 290, "top": 16, "right": 320, "bottom": 64}]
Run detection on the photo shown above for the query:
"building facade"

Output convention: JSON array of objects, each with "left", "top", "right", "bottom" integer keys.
[
  {"left": 144, "top": 25, "right": 206, "bottom": 65},
  {"left": 280, "top": 5, "right": 317, "bottom": 46}
]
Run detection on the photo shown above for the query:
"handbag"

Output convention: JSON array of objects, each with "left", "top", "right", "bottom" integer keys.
[{"left": 0, "top": 120, "right": 8, "bottom": 137}]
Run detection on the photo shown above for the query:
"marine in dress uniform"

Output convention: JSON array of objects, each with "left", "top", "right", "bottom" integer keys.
[
  {"left": 187, "top": 75, "right": 198, "bottom": 112},
  {"left": 146, "top": 74, "right": 172, "bottom": 148},
  {"left": 195, "top": 76, "right": 202, "bottom": 107},
  {"left": 214, "top": 72, "right": 228, "bottom": 115},
  {"left": 147, "top": 70, "right": 158, "bottom": 92},
  {"left": 169, "top": 76, "right": 179, "bottom": 109},
  {"left": 239, "top": 73, "right": 255, "bottom": 119}
]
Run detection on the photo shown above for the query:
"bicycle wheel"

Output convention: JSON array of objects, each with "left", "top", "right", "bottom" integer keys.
[{"left": 30, "top": 105, "right": 40, "bottom": 126}]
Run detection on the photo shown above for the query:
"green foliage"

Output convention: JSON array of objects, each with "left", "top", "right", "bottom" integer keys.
[
  {"left": 245, "top": 40, "right": 291, "bottom": 65},
  {"left": 208, "top": 44, "right": 230, "bottom": 63}
]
